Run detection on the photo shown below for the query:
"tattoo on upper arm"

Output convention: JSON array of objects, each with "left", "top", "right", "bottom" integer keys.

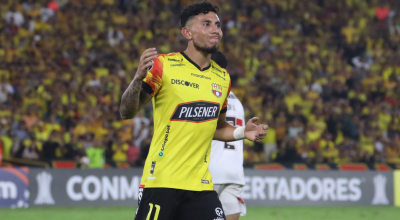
[{"left": 120, "top": 79, "right": 146, "bottom": 119}]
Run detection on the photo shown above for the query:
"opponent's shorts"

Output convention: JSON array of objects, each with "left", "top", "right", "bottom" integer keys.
[
  {"left": 214, "top": 184, "right": 246, "bottom": 216},
  {"left": 135, "top": 185, "right": 226, "bottom": 220}
]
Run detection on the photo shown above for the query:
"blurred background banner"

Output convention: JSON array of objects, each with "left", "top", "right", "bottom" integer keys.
[
  {"left": 27, "top": 169, "right": 394, "bottom": 207},
  {"left": 29, "top": 168, "right": 142, "bottom": 207},
  {"left": 242, "top": 170, "right": 394, "bottom": 206},
  {"left": 395, "top": 170, "right": 400, "bottom": 207},
  {"left": 0, "top": 168, "right": 29, "bottom": 208}
]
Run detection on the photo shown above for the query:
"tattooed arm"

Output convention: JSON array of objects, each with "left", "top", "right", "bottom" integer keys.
[
  {"left": 119, "top": 80, "right": 152, "bottom": 120},
  {"left": 120, "top": 48, "right": 158, "bottom": 120}
]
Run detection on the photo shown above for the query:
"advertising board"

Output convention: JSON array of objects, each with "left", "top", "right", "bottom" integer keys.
[{"left": 29, "top": 169, "right": 394, "bottom": 207}]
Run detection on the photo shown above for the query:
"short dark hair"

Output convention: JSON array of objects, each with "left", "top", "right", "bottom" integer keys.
[
  {"left": 211, "top": 51, "right": 227, "bottom": 68},
  {"left": 180, "top": 1, "right": 219, "bottom": 28}
]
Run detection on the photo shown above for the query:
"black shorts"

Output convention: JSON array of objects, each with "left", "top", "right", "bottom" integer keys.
[{"left": 135, "top": 187, "right": 226, "bottom": 220}]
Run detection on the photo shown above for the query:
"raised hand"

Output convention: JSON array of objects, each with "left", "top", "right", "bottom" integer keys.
[
  {"left": 244, "top": 117, "right": 268, "bottom": 142},
  {"left": 120, "top": 48, "right": 157, "bottom": 120},
  {"left": 136, "top": 48, "right": 158, "bottom": 80}
]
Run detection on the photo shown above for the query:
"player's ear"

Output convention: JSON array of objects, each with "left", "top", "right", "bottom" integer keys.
[{"left": 181, "top": 27, "right": 192, "bottom": 40}]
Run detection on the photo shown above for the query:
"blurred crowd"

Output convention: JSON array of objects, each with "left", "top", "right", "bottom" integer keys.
[{"left": 1, "top": 0, "right": 400, "bottom": 168}]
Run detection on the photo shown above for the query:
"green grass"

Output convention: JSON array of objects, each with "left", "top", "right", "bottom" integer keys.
[{"left": 0, "top": 206, "right": 400, "bottom": 220}]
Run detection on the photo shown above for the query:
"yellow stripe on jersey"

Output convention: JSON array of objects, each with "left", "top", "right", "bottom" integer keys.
[{"left": 140, "top": 52, "right": 231, "bottom": 191}]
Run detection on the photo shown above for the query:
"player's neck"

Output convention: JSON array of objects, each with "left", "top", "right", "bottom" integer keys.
[{"left": 183, "top": 46, "right": 211, "bottom": 70}]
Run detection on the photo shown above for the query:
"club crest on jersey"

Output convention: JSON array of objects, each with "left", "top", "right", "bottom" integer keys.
[{"left": 212, "top": 83, "right": 223, "bottom": 98}]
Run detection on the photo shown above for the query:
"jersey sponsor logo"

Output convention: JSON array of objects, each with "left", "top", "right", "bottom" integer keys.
[
  {"left": 211, "top": 71, "right": 226, "bottom": 80},
  {"left": 158, "top": 125, "right": 170, "bottom": 157},
  {"left": 228, "top": 93, "right": 237, "bottom": 99},
  {"left": 201, "top": 180, "right": 210, "bottom": 184},
  {"left": 226, "top": 116, "right": 236, "bottom": 126},
  {"left": 168, "top": 58, "right": 183, "bottom": 62},
  {"left": 211, "top": 66, "right": 226, "bottom": 80},
  {"left": 224, "top": 143, "right": 236, "bottom": 150},
  {"left": 215, "top": 207, "right": 224, "bottom": 217},
  {"left": 226, "top": 116, "right": 243, "bottom": 127},
  {"left": 171, "top": 79, "right": 199, "bottom": 89},
  {"left": 150, "top": 161, "right": 156, "bottom": 175},
  {"left": 170, "top": 101, "right": 220, "bottom": 123},
  {"left": 161, "top": 125, "right": 170, "bottom": 151},
  {"left": 191, "top": 73, "right": 211, "bottom": 80},
  {"left": 212, "top": 83, "right": 223, "bottom": 98},
  {"left": 170, "top": 64, "right": 185, "bottom": 67},
  {"left": 136, "top": 187, "right": 144, "bottom": 215},
  {"left": 212, "top": 65, "right": 225, "bottom": 75},
  {"left": 223, "top": 116, "right": 241, "bottom": 151}
]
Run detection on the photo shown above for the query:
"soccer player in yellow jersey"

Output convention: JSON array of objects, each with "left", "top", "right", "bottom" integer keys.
[{"left": 120, "top": 2, "right": 268, "bottom": 220}]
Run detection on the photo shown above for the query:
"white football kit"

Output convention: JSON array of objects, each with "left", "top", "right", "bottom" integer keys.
[{"left": 209, "top": 92, "right": 246, "bottom": 216}]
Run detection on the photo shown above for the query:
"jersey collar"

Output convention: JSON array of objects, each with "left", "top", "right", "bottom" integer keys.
[{"left": 180, "top": 52, "right": 211, "bottom": 72}]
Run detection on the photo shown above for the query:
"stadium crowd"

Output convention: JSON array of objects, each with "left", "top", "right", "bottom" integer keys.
[{"left": 1, "top": 0, "right": 400, "bottom": 168}]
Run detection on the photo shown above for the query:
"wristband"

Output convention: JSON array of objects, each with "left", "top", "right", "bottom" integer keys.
[{"left": 233, "top": 127, "right": 245, "bottom": 140}]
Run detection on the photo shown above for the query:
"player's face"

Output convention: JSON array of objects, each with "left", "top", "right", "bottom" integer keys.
[{"left": 190, "top": 12, "right": 223, "bottom": 54}]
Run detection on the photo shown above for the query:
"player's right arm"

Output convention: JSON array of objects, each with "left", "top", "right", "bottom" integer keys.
[{"left": 120, "top": 48, "right": 158, "bottom": 120}]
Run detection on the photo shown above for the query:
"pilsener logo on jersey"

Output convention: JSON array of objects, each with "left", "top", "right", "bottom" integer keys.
[{"left": 170, "top": 101, "right": 220, "bottom": 123}]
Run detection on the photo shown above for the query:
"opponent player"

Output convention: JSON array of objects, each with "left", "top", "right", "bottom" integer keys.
[
  {"left": 119, "top": 2, "right": 268, "bottom": 220},
  {"left": 209, "top": 52, "right": 246, "bottom": 220}
]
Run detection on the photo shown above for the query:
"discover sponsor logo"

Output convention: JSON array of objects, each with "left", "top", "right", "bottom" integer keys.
[{"left": 171, "top": 79, "right": 199, "bottom": 89}]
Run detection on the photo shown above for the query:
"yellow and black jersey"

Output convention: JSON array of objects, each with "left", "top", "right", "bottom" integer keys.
[{"left": 140, "top": 52, "right": 231, "bottom": 191}]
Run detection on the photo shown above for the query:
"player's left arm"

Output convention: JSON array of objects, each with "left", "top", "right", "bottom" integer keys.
[{"left": 214, "top": 113, "right": 268, "bottom": 142}]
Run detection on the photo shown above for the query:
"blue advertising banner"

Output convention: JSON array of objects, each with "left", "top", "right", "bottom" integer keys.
[{"left": 0, "top": 168, "right": 30, "bottom": 208}]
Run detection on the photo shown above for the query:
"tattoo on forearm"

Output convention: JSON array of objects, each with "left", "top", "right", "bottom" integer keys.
[{"left": 120, "top": 78, "right": 142, "bottom": 119}]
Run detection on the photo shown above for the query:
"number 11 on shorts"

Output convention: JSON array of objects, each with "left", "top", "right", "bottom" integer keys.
[{"left": 146, "top": 203, "right": 161, "bottom": 220}]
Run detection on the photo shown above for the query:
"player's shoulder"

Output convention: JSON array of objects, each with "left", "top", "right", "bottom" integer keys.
[
  {"left": 210, "top": 60, "right": 230, "bottom": 76},
  {"left": 161, "top": 52, "right": 184, "bottom": 62},
  {"left": 152, "top": 52, "right": 182, "bottom": 62}
]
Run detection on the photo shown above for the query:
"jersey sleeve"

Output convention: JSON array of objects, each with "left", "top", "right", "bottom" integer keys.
[
  {"left": 220, "top": 79, "right": 231, "bottom": 114},
  {"left": 142, "top": 55, "right": 165, "bottom": 96}
]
